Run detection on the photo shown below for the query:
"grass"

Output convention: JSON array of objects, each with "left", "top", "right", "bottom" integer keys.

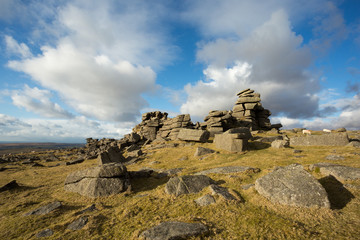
[{"left": 1, "top": 131, "right": 360, "bottom": 239}]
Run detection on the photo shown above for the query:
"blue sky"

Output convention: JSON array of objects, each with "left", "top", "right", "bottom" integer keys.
[{"left": 0, "top": 0, "right": 359, "bottom": 143}]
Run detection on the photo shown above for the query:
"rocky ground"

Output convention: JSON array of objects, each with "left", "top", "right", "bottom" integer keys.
[{"left": 1, "top": 129, "right": 360, "bottom": 239}]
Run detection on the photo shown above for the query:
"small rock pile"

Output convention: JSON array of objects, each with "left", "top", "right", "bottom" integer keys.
[
  {"left": 202, "top": 110, "right": 234, "bottom": 136},
  {"left": 232, "top": 89, "right": 271, "bottom": 130}
]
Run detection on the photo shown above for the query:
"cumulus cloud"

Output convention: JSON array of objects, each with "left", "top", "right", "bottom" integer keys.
[
  {"left": 4, "top": 35, "right": 33, "bottom": 58},
  {"left": 11, "top": 85, "right": 74, "bottom": 119},
  {"left": 6, "top": 0, "right": 175, "bottom": 122},
  {"left": 181, "top": 10, "right": 320, "bottom": 119},
  {"left": 0, "top": 114, "right": 134, "bottom": 143}
]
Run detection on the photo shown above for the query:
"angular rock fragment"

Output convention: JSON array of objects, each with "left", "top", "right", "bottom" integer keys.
[
  {"left": 67, "top": 216, "right": 88, "bottom": 230},
  {"left": 177, "top": 129, "right": 210, "bottom": 142},
  {"left": 24, "top": 201, "right": 62, "bottom": 216},
  {"left": 209, "top": 184, "right": 238, "bottom": 201},
  {"left": 140, "top": 221, "right": 209, "bottom": 240},
  {"left": 255, "top": 164, "right": 330, "bottom": 208},
  {"left": 309, "top": 163, "right": 360, "bottom": 181},
  {"left": 195, "top": 194, "right": 216, "bottom": 206},
  {"left": 194, "top": 147, "right": 215, "bottom": 157},
  {"left": 165, "top": 175, "right": 215, "bottom": 196}
]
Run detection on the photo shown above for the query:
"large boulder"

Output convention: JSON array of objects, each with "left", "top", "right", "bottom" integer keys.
[
  {"left": 177, "top": 129, "right": 210, "bottom": 142},
  {"left": 165, "top": 175, "right": 215, "bottom": 196},
  {"left": 290, "top": 133, "right": 349, "bottom": 146},
  {"left": 255, "top": 164, "right": 330, "bottom": 208},
  {"left": 309, "top": 163, "right": 360, "bottom": 181},
  {"left": 214, "top": 132, "right": 249, "bottom": 152},
  {"left": 140, "top": 221, "right": 209, "bottom": 240},
  {"left": 64, "top": 163, "right": 130, "bottom": 198}
]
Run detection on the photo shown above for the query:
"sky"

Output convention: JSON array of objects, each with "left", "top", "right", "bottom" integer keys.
[{"left": 0, "top": 0, "right": 360, "bottom": 143}]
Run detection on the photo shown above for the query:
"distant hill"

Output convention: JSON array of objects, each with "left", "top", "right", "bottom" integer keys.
[{"left": 0, "top": 142, "right": 84, "bottom": 155}]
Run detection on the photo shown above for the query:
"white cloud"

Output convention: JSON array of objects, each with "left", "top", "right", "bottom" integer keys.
[
  {"left": 181, "top": 10, "right": 320, "bottom": 119},
  {"left": 4, "top": 35, "right": 33, "bottom": 58},
  {"left": 8, "top": 43, "right": 156, "bottom": 122},
  {"left": 11, "top": 85, "right": 73, "bottom": 119},
  {"left": 0, "top": 114, "right": 134, "bottom": 143}
]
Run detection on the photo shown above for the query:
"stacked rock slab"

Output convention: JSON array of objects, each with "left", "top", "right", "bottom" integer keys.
[
  {"left": 202, "top": 110, "right": 234, "bottom": 137},
  {"left": 214, "top": 127, "right": 252, "bottom": 152},
  {"left": 133, "top": 111, "right": 194, "bottom": 141},
  {"left": 232, "top": 89, "right": 271, "bottom": 130}
]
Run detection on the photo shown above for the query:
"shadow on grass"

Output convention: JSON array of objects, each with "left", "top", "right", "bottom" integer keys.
[
  {"left": 318, "top": 175, "right": 355, "bottom": 210},
  {"left": 248, "top": 142, "right": 271, "bottom": 150},
  {"left": 130, "top": 177, "right": 170, "bottom": 194}
]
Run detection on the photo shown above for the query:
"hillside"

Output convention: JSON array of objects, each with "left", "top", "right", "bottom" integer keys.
[{"left": 1, "top": 130, "right": 360, "bottom": 239}]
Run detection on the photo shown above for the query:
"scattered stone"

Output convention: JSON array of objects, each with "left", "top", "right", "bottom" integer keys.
[
  {"left": 293, "top": 149, "right": 303, "bottom": 153},
  {"left": 325, "top": 155, "right": 345, "bottom": 161},
  {"left": 140, "top": 221, "right": 209, "bottom": 240},
  {"left": 271, "top": 139, "right": 290, "bottom": 149},
  {"left": 67, "top": 216, "right": 88, "bottom": 230},
  {"left": 36, "top": 229, "right": 54, "bottom": 238},
  {"left": 196, "top": 166, "right": 259, "bottom": 175},
  {"left": 209, "top": 184, "right": 238, "bottom": 201},
  {"left": 149, "top": 161, "right": 160, "bottom": 165},
  {"left": 290, "top": 133, "right": 350, "bottom": 146},
  {"left": 241, "top": 184, "right": 255, "bottom": 190},
  {"left": 31, "top": 162, "right": 44, "bottom": 167},
  {"left": 165, "top": 175, "right": 215, "bottom": 196},
  {"left": 64, "top": 163, "right": 130, "bottom": 198},
  {"left": 75, "top": 204, "right": 97, "bottom": 216},
  {"left": 0, "top": 180, "right": 19, "bottom": 192},
  {"left": 195, "top": 194, "right": 216, "bottom": 206},
  {"left": 24, "top": 201, "right": 62, "bottom": 216},
  {"left": 309, "top": 163, "right": 360, "bottom": 181},
  {"left": 177, "top": 129, "right": 210, "bottom": 143},
  {"left": 66, "top": 158, "right": 84, "bottom": 165},
  {"left": 255, "top": 136, "right": 283, "bottom": 143},
  {"left": 255, "top": 164, "right": 330, "bottom": 208},
  {"left": 194, "top": 147, "right": 215, "bottom": 157}
]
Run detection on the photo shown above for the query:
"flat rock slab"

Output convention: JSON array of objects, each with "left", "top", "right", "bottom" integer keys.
[
  {"left": 36, "top": 229, "right": 53, "bottom": 238},
  {"left": 24, "top": 201, "right": 62, "bottom": 216},
  {"left": 255, "top": 164, "right": 330, "bottom": 208},
  {"left": 67, "top": 216, "right": 88, "bottom": 230},
  {"left": 209, "top": 184, "right": 238, "bottom": 201},
  {"left": 196, "top": 166, "right": 259, "bottom": 175},
  {"left": 325, "top": 155, "right": 345, "bottom": 161},
  {"left": 194, "top": 147, "right": 215, "bottom": 157},
  {"left": 290, "top": 133, "right": 349, "bottom": 146},
  {"left": 309, "top": 163, "right": 360, "bottom": 181},
  {"left": 177, "top": 129, "right": 210, "bottom": 142},
  {"left": 195, "top": 194, "right": 216, "bottom": 206},
  {"left": 140, "top": 221, "right": 209, "bottom": 240},
  {"left": 165, "top": 175, "right": 215, "bottom": 196}
]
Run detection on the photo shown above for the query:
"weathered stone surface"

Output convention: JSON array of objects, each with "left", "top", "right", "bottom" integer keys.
[
  {"left": 209, "top": 184, "right": 238, "bottom": 201},
  {"left": 177, "top": 129, "right": 210, "bottom": 142},
  {"left": 335, "top": 127, "right": 347, "bottom": 132},
  {"left": 194, "top": 147, "right": 215, "bottom": 157},
  {"left": 325, "top": 155, "right": 345, "bottom": 161},
  {"left": 290, "top": 133, "right": 349, "bottom": 146},
  {"left": 309, "top": 163, "right": 360, "bottom": 181},
  {"left": 0, "top": 180, "right": 19, "bottom": 192},
  {"left": 196, "top": 166, "right": 259, "bottom": 175},
  {"left": 65, "top": 163, "right": 128, "bottom": 184},
  {"left": 140, "top": 221, "right": 209, "bottom": 240},
  {"left": 236, "top": 96, "right": 261, "bottom": 104},
  {"left": 195, "top": 194, "right": 216, "bottom": 206},
  {"left": 214, "top": 133, "right": 248, "bottom": 152},
  {"left": 98, "top": 147, "right": 125, "bottom": 165},
  {"left": 36, "top": 229, "right": 53, "bottom": 238},
  {"left": 165, "top": 175, "right": 215, "bottom": 196},
  {"left": 24, "top": 201, "right": 62, "bottom": 216},
  {"left": 255, "top": 164, "right": 330, "bottom": 208},
  {"left": 67, "top": 216, "right": 88, "bottom": 230},
  {"left": 75, "top": 204, "right": 97, "bottom": 216},
  {"left": 64, "top": 163, "right": 130, "bottom": 198},
  {"left": 65, "top": 178, "right": 129, "bottom": 198},
  {"left": 271, "top": 139, "right": 290, "bottom": 149},
  {"left": 225, "top": 127, "right": 252, "bottom": 139}
]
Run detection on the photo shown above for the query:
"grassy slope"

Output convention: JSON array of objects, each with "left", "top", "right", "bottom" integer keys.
[{"left": 1, "top": 131, "right": 360, "bottom": 239}]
